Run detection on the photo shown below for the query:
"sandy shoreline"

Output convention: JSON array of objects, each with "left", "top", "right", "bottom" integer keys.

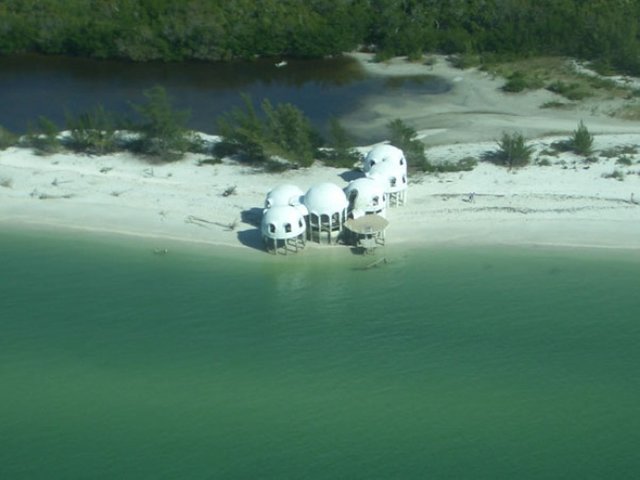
[{"left": 1, "top": 54, "right": 640, "bottom": 254}]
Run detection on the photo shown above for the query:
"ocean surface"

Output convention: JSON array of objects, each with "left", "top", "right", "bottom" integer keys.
[{"left": 1, "top": 229, "right": 639, "bottom": 479}]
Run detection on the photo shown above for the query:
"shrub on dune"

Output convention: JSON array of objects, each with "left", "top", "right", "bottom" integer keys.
[
  {"left": 569, "top": 120, "right": 594, "bottom": 156},
  {"left": 0, "top": 125, "right": 17, "bottom": 150},
  {"left": 484, "top": 131, "right": 534, "bottom": 168}
]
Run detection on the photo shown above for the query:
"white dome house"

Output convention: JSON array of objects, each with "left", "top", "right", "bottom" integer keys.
[
  {"left": 261, "top": 205, "right": 306, "bottom": 254},
  {"left": 303, "top": 182, "right": 349, "bottom": 244},
  {"left": 264, "top": 184, "right": 305, "bottom": 209},
  {"left": 363, "top": 144, "right": 407, "bottom": 175},
  {"left": 367, "top": 161, "right": 408, "bottom": 207},
  {"left": 344, "top": 177, "right": 387, "bottom": 219}
]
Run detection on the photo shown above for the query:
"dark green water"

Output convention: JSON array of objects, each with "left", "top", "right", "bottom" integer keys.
[{"left": 1, "top": 229, "right": 639, "bottom": 479}]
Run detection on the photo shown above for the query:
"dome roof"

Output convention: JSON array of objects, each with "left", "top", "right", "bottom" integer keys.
[
  {"left": 364, "top": 144, "right": 407, "bottom": 173},
  {"left": 265, "top": 184, "right": 304, "bottom": 209},
  {"left": 344, "top": 177, "right": 386, "bottom": 213},
  {"left": 367, "top": 162, "right": 408, "bottom": 193},
  {"left": 261, "top": 205, "right": 306, "bottom": 239},
  {"left": 303, "top": 182, "right": 349, "bottom": 216}
]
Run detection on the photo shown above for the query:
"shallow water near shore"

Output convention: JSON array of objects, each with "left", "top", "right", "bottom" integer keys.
[{"left": 1, "top": 229, "right": 639, "bottom": 479}]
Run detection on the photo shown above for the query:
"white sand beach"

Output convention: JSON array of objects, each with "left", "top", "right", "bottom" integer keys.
[{"left": 1, "top": 54, "right": 640, "bottom": 253}]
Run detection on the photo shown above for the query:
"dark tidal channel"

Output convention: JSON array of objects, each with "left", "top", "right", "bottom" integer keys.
[{"left": 0, "top": 54, "right": 450, "bottom": 142}]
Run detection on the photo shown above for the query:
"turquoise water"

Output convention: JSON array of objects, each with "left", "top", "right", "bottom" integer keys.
[{"left": 1, "top": 229, "right": 639, "bottom": 479}]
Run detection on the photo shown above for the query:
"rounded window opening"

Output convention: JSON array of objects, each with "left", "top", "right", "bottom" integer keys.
[{"left": 269, "top": 223, "right": 276, "bottom": 234}]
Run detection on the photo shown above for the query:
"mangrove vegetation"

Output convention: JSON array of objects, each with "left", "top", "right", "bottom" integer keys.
[{"left": 1, "top": 1, "right": 640, "bottom": 74}]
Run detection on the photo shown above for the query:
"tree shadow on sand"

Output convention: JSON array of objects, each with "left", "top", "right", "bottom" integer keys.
[{"left": 237, "top": 207, "right": 265, "bottom": 251}]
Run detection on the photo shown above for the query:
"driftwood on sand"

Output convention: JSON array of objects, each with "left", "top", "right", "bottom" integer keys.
[
  {"left": 31, "top": 189, "right": 74, "bottom": 200},
  {"left": 185, "top": 215, "right": 217, "bottom": 228},
  {"left": 222, "top": 185, "right": 237, "bottom": 197},
  {"left": 185, "top": 215, "right": 238, "bottom": 231}
]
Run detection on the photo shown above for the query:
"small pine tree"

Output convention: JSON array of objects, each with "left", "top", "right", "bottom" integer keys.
[
  {"left": 132, "top": 86, "right": 191, "bottom": 161},
  {"left": 0, "top": 125, "right": 17, "bottom": 150},
  {"left": 65, "top": 105, "right": 118, "bottom": 155},
  {"left": 217, "top": 95, "right": 319, "bottom": 168},
  {"left": 570, "top": 120, "right": 594, "bottom": 156},
  {"left": 502, "top": 71, "right": 528, "bottom": 92},
  {"left": 492, "top": 131, "right": 534, "bottom": 168},
  {"left": 320, "top": 117, "right": 362, "bottom": 168},
  {"left": 386, "top": 118, "right": 428, "bottom": 171},
  {"left": 262, "top": 99, "right": 316, "bottom": 167},
  {"left": 216, "top": 94, "right": 267, "bottom": 162},
  {"left": 24, "top": 116, "right": 61, "bottom": 155}
]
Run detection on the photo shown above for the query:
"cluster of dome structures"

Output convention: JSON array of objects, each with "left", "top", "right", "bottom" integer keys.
[{"left": 260, "top": 144, "right": 408, "bottom": 254}]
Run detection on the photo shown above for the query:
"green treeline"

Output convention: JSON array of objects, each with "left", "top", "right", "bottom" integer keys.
[
  {"left": 0, "top": 0, "right": 365, "bottom": 60},
  {"left": 2, "top": 85, "right": 435, "bottom": 171},
  {"left": 1, "top": 0, "right": 640, "bottom": 73}
]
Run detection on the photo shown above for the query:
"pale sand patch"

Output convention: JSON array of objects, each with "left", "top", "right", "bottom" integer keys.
[
  {"left": 1, "top": 55, "right": 639, "bottom": 254},
  {"left": 344, "top": 53, "right": 640, "bottom": 145}
]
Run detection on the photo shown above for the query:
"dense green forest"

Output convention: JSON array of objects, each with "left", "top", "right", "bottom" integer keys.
[{"left": 1, "top": 0, "right": 640, "bottom": 73}]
